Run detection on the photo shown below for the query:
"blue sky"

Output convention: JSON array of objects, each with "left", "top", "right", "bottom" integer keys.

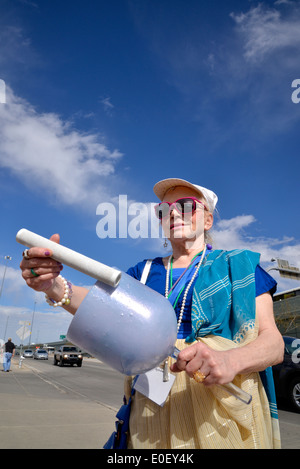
[{"left": 0, "top": 0, "right": 300, "bottom": 344}]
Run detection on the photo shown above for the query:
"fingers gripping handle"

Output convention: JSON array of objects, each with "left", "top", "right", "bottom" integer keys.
[
  {"left": 172, "top": 347, "right": 252, "bottom": 405},
  {"left": 16, "top": 228, "right": 121, "bottom": 288}
]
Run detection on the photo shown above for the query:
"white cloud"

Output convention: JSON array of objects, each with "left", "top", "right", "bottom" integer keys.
[
  {"left": 215, "top": 214, "right": 256, "bottom": 233},
  {"left": 0, "top": 263, "right": 49, "bottom": 311},
  {"left": 199, "top": 2, "right": 300, "bottom": 138},
  {"left": 100, "top": 96, "right": 115, "bottom": 116},
  {"left": 230, "top": 4, "right": 300, "bottom": 63},
  {"left": 0, "top": 21, "right": 38, "bottom": 73},
  {"left": 213, "top": 214, "right": 299, "bottom": 262},
  {"left": 0, "top": 79, "right": 5, "bottom": 104},
  {"left": 0, "top": 264, "right": 26, "bottom": 294},
  {"left": 0, "top": 87, "right": 123, "bottom": 209},
  {"left": 0, "top": 262, "right": 77, "bottom": 344},
  {"left": 0, "top": 305, "right": 72, "bottom": 345},
  {"left": 275, "top": 0, "right": 295, "bottom": 5},
  {"left": 212, "top": 214, "right": 300, "bottom": 292}
]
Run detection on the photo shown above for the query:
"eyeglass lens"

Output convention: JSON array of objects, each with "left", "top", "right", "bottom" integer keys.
[{"left": 155, "top": 198, "right": 196, "bottom": 219}]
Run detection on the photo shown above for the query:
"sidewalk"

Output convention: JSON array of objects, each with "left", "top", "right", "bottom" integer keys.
[{"left": 0, "top": 359, "right": 116, "bottom": 449}]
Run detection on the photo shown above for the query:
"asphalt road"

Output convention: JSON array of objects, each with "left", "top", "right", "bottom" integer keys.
[
  {"left": 23, "top": 355, "right": 125, "bottom": 409},
  {"left": 0, "top": 356, "right": 123, "bottom": 449}
]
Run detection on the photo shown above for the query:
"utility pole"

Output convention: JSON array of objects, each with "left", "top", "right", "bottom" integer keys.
[
  {"left": 1, "top": 255, "right": 12, "bottom": 341},
  {"left": 0, "top": 255, "right": 12, "bottom": 300},
  {"left": 29, "top": 301, "right": 36, "bottom": 345}
]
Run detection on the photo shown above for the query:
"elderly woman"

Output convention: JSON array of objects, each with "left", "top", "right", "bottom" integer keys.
[{"left": 20, "top": 178, "right": 284, "bottom": 449}]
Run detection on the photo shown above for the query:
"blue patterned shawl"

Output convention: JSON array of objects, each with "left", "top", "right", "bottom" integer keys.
[
  {"left": 189, "top": 249, "right": 278, "bottom": 421},
  {"left": 188, "top": 249, "right": 259, "bottom": 343}
]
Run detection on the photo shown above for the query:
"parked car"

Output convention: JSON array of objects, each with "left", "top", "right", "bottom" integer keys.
[
  {"left": 273, "top": 336, "right": 300, "bottom": 413},
  {"left": 53, "top": 346, "right": 83, "bottom": 367},
  {"left": 34, "top": 349, "right": 48, "bottom": 360},
  {"left": 23, "top": 349, "right": 33, "bottom": 358}
]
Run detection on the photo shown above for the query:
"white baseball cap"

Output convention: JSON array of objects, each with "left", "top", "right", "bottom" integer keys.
[{"left": 153, "top": 178, "right": 218, "bottom": 212}]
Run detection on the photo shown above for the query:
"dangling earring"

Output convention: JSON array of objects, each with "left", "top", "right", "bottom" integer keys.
[{"left": 163, "top": 238, "right": 168, "bottom": 248}]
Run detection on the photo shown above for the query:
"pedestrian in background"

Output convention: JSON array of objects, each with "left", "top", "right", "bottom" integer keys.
[{"left": 2, "top": 338, "right": 15, "bottom": 372}]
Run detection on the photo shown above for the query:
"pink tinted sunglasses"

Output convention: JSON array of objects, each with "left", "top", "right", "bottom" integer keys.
[{"left": 154, "top": 197, "right": 208, "bottom": 220}]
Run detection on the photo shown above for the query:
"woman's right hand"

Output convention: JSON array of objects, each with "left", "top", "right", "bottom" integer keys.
[{"left": 20, "top": 234, "right": 63, "bottom": 293}]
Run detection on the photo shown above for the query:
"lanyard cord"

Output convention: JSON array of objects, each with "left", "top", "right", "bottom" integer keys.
[
  {"left": 166, "top": 247, "right": 207, "bottom": 331},
  {"left": 169, "top": 251, "right": 202, "bottom": 297}
]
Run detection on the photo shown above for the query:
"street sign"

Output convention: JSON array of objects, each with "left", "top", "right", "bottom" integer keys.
[
  {"left": 268, "top": 258, "right": 300, "bottom": 280},
  {"left": 60, "top": 335, "right": 66, "bottom": 340},
  {"left": 16, "top": 325, "right": 31, "bottom": 341},
  {"left": 277, "top": 259, "right": 300, "bottom": 280}
]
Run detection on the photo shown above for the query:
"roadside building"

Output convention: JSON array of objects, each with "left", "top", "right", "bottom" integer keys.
[{"left": 274, "top": 287, "right": 300, "bottom": 338}]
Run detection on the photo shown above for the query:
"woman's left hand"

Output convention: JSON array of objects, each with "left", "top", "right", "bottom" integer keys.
[{"left": 170, "top": 342, "right": 237, "bottom": 386}]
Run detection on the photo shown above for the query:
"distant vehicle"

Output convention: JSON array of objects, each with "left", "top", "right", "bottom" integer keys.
[
  {"left": 53, "top": 346, "right": 83, "bottom": 367},
  {"left": 23, "top": 349, "right": 33, "bottom": 358},
  {"left": 34, "top": 349, "right": 48, "bottom": 360},
  {"left": 273, "top": 336, "right": 300, "bottom": 413}
]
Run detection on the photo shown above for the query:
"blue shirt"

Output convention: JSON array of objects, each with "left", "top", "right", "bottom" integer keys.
[{"left": 127, "top": 256, "right": 277, "bottom": 339}]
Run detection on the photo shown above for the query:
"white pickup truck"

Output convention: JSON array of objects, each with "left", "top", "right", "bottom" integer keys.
[{"left": 53, "top": 346, "right": 83, "bottom": 367}]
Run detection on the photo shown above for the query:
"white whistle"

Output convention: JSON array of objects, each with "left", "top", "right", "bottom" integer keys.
[{"left": 16, "top": 228, "right": 121, "bottom": 288}]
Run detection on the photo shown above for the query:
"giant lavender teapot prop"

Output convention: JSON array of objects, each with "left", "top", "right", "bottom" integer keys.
[{"left": 16, "top": 229, "right": 177, "bottom": 375}]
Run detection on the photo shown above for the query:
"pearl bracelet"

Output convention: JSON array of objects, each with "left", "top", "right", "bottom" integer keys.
[{"left": 45, "top": 275, "right": 73, "bottom": 307}]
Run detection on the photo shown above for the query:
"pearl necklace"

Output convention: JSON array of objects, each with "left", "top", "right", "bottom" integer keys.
[{"left": 165, "top": 246, "right": 207, "bottom": 332}]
